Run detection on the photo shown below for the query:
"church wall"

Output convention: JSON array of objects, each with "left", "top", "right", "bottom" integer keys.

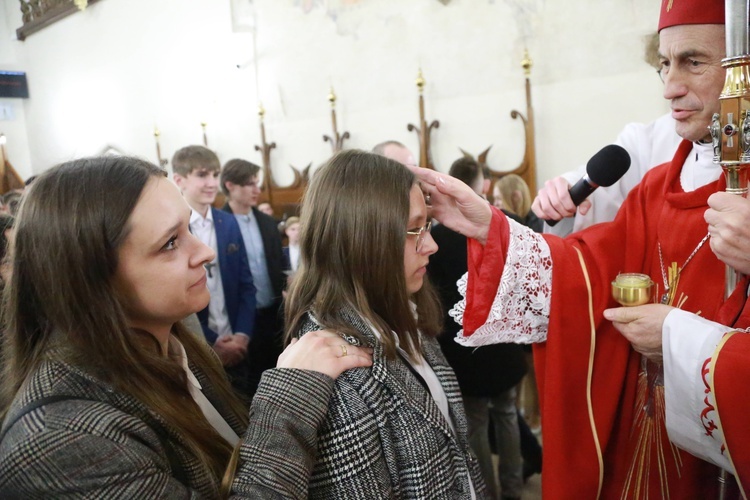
[
  {"left": 3, "top": 0, "right": 669, "bottom": 186},
  {"left": 0, "top": 0, "right": 33, "bottom": 178}
]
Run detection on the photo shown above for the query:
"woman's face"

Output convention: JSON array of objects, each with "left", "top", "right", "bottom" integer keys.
[
  {"left": 114, "top": 177, "right": 215, "bottom": 335},
  {"left": 492, "top": 184, "right": 504, "bottom": 210},
  {"left": 285, "top": 222, "right": 300, "bottom": 245},
  {"left": 404, "top": 184, "right": 437, "bottom": 295}
]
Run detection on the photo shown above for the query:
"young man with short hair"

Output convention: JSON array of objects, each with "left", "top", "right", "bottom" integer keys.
[
  {"left": 172, "top": 146, "right": 256, "bottom": 396},
  {"left": 220, "top": 158, "right": 287, "bottom": 397}
]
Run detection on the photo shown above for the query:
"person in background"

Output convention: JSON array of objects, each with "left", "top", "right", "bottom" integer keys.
[
  {"left": 428, "top": 157, "right": 526, "bottom": 500},
  {"left": 285, "top": 150, "right": 488, "bottom": 498},
  {"left": 257, "top": 202, "right": 274, "bottom": 218},
  {"left": 282, "top": 216, "right": 301, "bottom": 274},
  {"left": 220, "top": 158, "right": 288, "bottom": 399},
  {"left": 172, "top": 145, "right": 256, "bottom": 398},
  {"left": 494, "top": 175, "right": 542, "bottom": 233},
  {"left": 0, "top": 156, "right": 372, "bottom": 498},
  {"left": 480, "top": 165, "right": 492, "bottom": 199},
  {"left": 372, "top": 140, "right": 416, "bottom": 167}
]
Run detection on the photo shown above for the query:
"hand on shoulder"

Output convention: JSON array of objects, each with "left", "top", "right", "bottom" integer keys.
[{"left": 277, "top": 329, "right": 373, "bottom": 380}]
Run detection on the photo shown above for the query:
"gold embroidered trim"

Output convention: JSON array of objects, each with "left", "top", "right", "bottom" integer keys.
[
  {"left": 573, "top": 246, "right": 604, "bottom": 499},
  {"left": 709, "top": 332, "right": 748, "bottom": 499}
]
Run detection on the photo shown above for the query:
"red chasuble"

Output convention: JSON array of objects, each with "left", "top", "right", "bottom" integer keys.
[{"left": 463, "top": 141, "right": 741, "bottom": 498}]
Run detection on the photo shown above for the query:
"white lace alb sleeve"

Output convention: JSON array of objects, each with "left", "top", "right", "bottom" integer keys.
[{"left": 450, "top": 218, "right": 552, "bottom": 347}]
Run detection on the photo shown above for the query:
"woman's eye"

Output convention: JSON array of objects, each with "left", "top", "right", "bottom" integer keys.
[{"left": 164, "top": 236, "right": 179, "bottom": 251}]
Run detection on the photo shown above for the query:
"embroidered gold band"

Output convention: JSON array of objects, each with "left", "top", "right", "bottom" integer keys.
[
  {"left": 574, "top": 246, "right": 604, "bottom": 499},
  {"left": 708, "top": 331, "right": 747, "bottom": 499}
]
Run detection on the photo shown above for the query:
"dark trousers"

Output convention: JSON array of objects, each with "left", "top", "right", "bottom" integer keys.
[
  {"left": 245, "top": 300, "right": 285, "bottom": 400},
  {"left": 225, "top": 355, "right": 253, "bottom": 404}
]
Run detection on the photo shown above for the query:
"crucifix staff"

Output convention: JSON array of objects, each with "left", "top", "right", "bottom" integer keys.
[
  {"left": 323, "top": 87, "right": 350, "bottom": 154},
  {"left": 714, "top": 0, "right": 750, "bottom": 494},
  {"left": 254, "top": 104, "right": 277, "bottom": 206},
  {"left": 407, "top": 69, "right": 440, "bottom": 169},
  {"left": 707, "top": 1, "right": 750, "bottom": 497}
]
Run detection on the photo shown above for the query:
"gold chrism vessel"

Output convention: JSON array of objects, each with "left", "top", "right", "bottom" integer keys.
[{"left": 611, "top": 273, "right": 654, "bottom": 307}]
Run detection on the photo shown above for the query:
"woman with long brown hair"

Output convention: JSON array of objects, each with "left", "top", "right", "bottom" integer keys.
[
  {"left": 0, "top": 156, "right": 371, "bottom": 498},
  {"left": 285, "top": 150, "right": 488, "bottom": 498}
]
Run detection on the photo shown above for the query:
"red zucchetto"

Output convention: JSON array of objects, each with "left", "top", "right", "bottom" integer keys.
[{"left": 658, "top": 0, "right": 725, "bottom": 31}]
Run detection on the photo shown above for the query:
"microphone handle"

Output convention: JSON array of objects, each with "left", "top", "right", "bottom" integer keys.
[{"left": 545, "top": 178, "right": 597, "bottom": 227}]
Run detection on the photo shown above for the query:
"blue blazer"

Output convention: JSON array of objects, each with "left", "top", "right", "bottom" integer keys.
[
  {"left": 196, "top": 207, "right": 256, "bottom": 344},
  {"left": 222, "top": 204, "right": 288, "bottom": 299}
]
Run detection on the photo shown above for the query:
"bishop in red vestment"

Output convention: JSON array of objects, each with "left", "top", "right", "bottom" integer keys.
[{"left": 412, "top": 1, "right": 744, "bottom": 497}]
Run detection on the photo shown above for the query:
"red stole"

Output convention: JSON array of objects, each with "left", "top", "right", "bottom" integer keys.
[{"left": 464, "top": 140, "right": 735, "bottom": 498}]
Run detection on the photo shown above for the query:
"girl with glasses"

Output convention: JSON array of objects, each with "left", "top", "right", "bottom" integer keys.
[{"left": 284, "top": 150, "right": 488, "bottom": 498}]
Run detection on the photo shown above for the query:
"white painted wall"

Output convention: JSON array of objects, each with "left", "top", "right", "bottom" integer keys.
[
  {"left": 0, "top": 0, "right": 33, "bottom": 179},
  {"left": 1, "top": 0, "right": 670, "bottom": 186}
]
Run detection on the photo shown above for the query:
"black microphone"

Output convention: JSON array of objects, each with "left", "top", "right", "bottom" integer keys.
[{"left": 546, "top": 144, "right": 631, "bottom": 227}]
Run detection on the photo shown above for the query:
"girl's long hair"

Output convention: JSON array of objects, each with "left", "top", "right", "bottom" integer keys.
[
  {"left": 0, "top": 156, "right": 247, "bottom": 490},
  {"left": 285, "top": 150, "right": 441, "bottom": 359}
]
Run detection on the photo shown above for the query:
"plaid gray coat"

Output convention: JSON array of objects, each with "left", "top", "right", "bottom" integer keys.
[
  {"left": 0, "top": 358, "right": 337, "bottom": 499},
  {"left": 294, "top": 311, "right": 490, "bottom": 499}
]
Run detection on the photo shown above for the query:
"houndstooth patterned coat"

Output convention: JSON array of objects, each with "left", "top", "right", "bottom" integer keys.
[
  {"left": 0, "top": 357, "right": 337, "bottom": 499},
  {"left": 294, "top": 310, "right": 490, "bottom": 499}
]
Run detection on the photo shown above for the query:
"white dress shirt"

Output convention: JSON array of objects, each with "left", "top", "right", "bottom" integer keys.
[
  {"left": 189, "top": 209, "right": 232, "bottom": 339},
  {"left": 288, "top": 244, "right": 300, "bottom": 272}
]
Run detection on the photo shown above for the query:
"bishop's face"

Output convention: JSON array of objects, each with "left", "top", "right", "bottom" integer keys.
[{"left": 658, "top": 24, "right": 726, "bottom": 143}]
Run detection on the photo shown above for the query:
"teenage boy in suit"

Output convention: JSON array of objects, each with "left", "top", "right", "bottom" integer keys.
[
  {"left": 220, "top": 158, "right": 287, "bottom": 397},
  {"left": 172, "top": 146, "right": 257, "bottom": 397}
]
